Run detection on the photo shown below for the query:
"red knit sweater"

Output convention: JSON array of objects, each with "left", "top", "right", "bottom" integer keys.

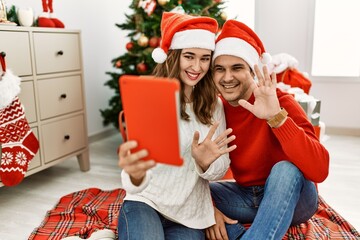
[{"left": 222, "top": 89, "right": 329, "bottom": 186}]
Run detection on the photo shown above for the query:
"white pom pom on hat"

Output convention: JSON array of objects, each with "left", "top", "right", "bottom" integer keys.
[
  {"left": 152, "top": 47, "right": 167, "bottom": 64},
  {"left": 213, "top": 20, "right": 272, "bottom": 71},
  {"left": 261, "top": 52, "right": 272, "bottom": 64},
  {"left": 152, "top": 12, "right": 218, "bottom": 64}
]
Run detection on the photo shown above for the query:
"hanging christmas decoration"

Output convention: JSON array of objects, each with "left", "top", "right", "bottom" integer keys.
[
  {"left": 138, "top": 0, "right": 157, "bottom": 16},
  {"left": 136, "top": 62, "right": 148, "bottom": 73},
  {"left": 115, "top": 60, "right": 122, "bottom": 68},
  {"left": 171, "top": 0, "right": 185, "bottom": 14},
  {"left": 220, "top": 11, "right": 227, "bottom": 21},
  {"left": 0, "top": 53, "right": 40, "bottom": 186},
  {"left": 126, "top": 42, "right": 134, "bottom": 51},
  {"left": 171, "top": 6, "right": 184, "bottom": 13},
  {"left": 157, "top": 0, "right": 170, "bottom": 6},
  {"left": 149, "top": 36, "right": 161, "bottom": 48},
  {"left": 137, "top": 34, "right": 149, "bottom": 47}
]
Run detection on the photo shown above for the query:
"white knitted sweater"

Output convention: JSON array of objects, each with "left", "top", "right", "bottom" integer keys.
[{"left": 121, "top": 97, "right": 230, "bottom": 229}]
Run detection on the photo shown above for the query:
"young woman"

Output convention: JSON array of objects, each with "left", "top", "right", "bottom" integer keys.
[{"left": 117, "top": 12, "right": 236, "bottom": 240}]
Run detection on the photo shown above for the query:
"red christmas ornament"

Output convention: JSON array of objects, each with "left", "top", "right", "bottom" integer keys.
[
  {"left": 149, "top": 36, "right": 160, "bottom": 48},
  {"left": 136, "top": 62, "right": 148, "bottom": 73},
  {"left": 126, "top": 42, "right": 134, "bottom": 51},
  {"left": 115, "top": 60, "right": 122, "bottom": 68}
]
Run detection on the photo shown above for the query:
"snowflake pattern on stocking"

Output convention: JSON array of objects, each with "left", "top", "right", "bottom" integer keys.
[{"left": 0, "top": 97, "right": 39, "bottom": 186}]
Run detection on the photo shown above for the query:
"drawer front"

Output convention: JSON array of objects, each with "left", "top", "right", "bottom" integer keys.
[
  {"left": 37, "top": 75, "right": 83, "bottom": 120},
  {"left": 18, "top": 81, "right": 37, "bottom": 123},
  {"left": 41, "top": 115, "right": 86, "bottom": 163},
  {"left": 28, "top": 127, "right": 41, "bottom": 171},
  {"left": 33, "top": 32, "right": 81, "bottom": 74},
  {"left": 0, "top": 31, "right": 32, "bottom": 76}
]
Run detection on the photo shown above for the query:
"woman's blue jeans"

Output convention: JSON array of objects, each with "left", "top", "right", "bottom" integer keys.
[
  {"left": 118, "top": 200, "right": 205, "bottom": 240},
  {"left": 210, "top": 161, "right": 318, "bottom": 240}
]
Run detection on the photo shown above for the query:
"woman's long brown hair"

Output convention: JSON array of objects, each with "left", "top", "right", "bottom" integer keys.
[{"left": 152, "top": 49, "right": 217, "bottom": 125}]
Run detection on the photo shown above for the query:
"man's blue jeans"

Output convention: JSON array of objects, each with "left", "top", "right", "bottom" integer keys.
[
  {"left": 118, "top": 200, "right": 205, "bottom": 240},
  {"left": 210, "top": 161, "right": 318, "bottom": 240}
]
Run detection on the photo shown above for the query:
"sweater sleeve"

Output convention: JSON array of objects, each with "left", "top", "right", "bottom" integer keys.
[
  {"left": 195, "top": 98, "right": 230, "bottom": 181},
  {"left": 272, "top": 94, "right": 329, "bottom": 183},
  {"left": 121, "top": 169, "right": 152, "bottom": 194}
]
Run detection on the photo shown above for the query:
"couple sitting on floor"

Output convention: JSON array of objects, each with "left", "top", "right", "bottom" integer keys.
[{"left": 117, "top": 12, "right": 329, "bottom": 240}]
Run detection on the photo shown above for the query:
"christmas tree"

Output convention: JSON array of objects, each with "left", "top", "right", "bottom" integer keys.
[{"left": 100, "top": 0, "right": 227, "bottom": 129}]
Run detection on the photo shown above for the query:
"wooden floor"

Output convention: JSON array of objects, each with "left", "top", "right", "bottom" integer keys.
[{"left": 0, "top": 133, "right": 359, "bottom": 240}]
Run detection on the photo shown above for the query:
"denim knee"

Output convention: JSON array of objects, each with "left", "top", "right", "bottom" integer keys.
[
  {"left": 118, "top": 201, "right": 165, "bottom": 240},
  {"left": 266, "top": 160, "right": 305, "bottom": 195},
  {"left": 271, "top": 161, "right": 303, "bottom": 180}
]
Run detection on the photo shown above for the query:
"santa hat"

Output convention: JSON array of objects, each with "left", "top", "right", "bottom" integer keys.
[
  {"left": 213, "top": 20, "right": 272, "bottom": 71},
  {"left": 152, "top": 12, "right": 218, "bottom": 64},
  {"left": 268, "top": 53, "right": 299, "bottom": 74}
]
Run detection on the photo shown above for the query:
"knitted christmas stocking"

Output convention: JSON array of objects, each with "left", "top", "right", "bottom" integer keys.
[{"left": 0, "top": 56, "right": 40, "bottom": 187}]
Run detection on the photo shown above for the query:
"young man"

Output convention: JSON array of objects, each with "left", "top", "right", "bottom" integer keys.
[{"left": 206, "top": 20, "right": 330, "bottom": 240}]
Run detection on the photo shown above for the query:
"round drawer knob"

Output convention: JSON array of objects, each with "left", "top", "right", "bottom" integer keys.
[
  {"left": 60, "top": 93, "right": 67, "bottom": 99},
  {"left": 64, "top": 135, "right": 70, "bottom": 140},
  {"left": 57, "top": 50, "right": 64, "bottom": 56}
]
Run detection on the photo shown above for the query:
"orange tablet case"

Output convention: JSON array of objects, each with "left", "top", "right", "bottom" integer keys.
[{"left": 119, "top": 75, "right": 183, "bottom": 166}]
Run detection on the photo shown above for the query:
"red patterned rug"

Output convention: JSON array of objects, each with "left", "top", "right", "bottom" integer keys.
[{"left": 28, "top": 188, "right": 359, "bottom": 239}]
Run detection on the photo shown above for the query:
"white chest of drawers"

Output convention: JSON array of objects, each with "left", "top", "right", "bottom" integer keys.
[{"left": 0, "top": 26, "right": 90, "bottom": 187}]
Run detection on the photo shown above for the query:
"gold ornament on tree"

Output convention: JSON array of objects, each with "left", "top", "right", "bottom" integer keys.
[
  {"left": 137, "top": 34, "right": 149, "bottom": 47},
  {"left": 220, "top": 11, "right": 227, "bottom": 21},
  {"left": 157, "top": 0, "right": 170, "bottom": 6}
]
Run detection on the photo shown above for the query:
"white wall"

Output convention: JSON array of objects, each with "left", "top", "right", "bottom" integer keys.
[
  {"left": 256, "top": 0, "right": 360, "bottom": 134},
  {"left": 7, "top": 0, "right": 360, "bottom": 136},
  {"left": 8, "top": 0, "right": 131, "bottom": 137}
]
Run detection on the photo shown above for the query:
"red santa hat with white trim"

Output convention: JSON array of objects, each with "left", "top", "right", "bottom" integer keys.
[
  {"left": 152, "top": 12, "right": 218, "bottom": 64},
  {"left": 213, "top": 20, "right": 272, "bottom": 71}
]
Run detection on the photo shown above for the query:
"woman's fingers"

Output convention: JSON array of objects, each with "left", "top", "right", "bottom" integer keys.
[
  {"left": 214, "top": 127, "right": 233, "bottom": 145},
  {"left": 206, "top": 121, "right": 220, "bottom": 141},
  {"left": 213, "top": 128, "right": 237, "bottom": 154},
  {"left": 217, "top": 134, "right": 236, "bottom": 149},
  {"left": 118, "top": 140, "right": 149, "bottom": 169},
  {"left": 123, "top": 159, "right": 155, "bottom": 174},
  {"left": 118, "top": 140, "right": 137, "bottom": 158}
]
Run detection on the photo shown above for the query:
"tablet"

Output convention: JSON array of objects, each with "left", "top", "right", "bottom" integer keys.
[{"left": 119, "top": 75, "right": 183, "bottom": 166}]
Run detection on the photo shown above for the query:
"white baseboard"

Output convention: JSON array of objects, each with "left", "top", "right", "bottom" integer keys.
[
  {"left": 326, "top": 127, "right": 360, "bottom": 137},
  {"left": 88, "top": 128, "right": 118, "bottom": 144}
]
